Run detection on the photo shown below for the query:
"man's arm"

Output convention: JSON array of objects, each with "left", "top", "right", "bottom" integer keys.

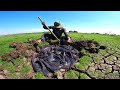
[
  {"left": 63, "top": 28, "right": 69, "bottom": 39},
  {"left": 63, "top": 28, "right": 72, "bottom": 43},
  {"left": 43, "top": 25, "right": 53, "bottom": 29}
]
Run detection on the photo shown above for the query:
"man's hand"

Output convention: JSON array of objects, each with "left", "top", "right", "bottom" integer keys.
[
  {"left": 67, "top": 37, "right": 72, "bottom": 43},
  {"left": 42, "top": 22, "right": 48, "bottom": 29},
  {"left": 42, "top": 22, "right": 46, "bottom": 26}
]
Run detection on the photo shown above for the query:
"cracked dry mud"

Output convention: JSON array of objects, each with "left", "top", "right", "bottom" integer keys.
[
  {"left": 73, "top": 49, "right": 120, "bottom": 79},
  {"left": 0, "top": 39, "right": 120, "bottom": 79}
]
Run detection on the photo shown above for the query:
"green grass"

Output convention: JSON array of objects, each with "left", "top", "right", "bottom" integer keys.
[
  {"left": 0, "top": 33, "right": 44, "bottom": 55},
  {"left": 75, "top": 56, "right": 92, "bottom": 71},
  {"left": 35, "top": 72, "right": 45, "bottom": 79},
  {"left": 65, "top": 70, "right": 79, "bottom": 79},
  {"left": 0, "top": 32, "right": 120, "bottom": 79}
]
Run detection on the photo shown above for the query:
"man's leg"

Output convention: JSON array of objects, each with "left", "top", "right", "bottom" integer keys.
[
  {"left": 35, "top": 39, "right": 42, "bottom": 43},
  {"left": 34, "top": 33, "right": 54, "bottom": 46}
]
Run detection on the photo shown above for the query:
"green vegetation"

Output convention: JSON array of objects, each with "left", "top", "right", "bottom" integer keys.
[
  {"left": 35, "top": 72, "right": 45, "bottom": 79},
  {"left": 0, "top": 32, "right": 120, "bottom": 79}
]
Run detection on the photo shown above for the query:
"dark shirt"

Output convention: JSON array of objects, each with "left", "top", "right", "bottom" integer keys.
[{"left": 43, "top": 25, "right": 69, "bottom": 39}]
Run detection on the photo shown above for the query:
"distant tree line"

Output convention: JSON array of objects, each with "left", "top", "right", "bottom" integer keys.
[{"left": 69, "top": 30, "right": 78, "bottom": 33}]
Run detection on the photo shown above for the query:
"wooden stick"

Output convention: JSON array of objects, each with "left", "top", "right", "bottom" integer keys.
[{"left": 38, "top": 17, "right": 60, "bottom": 43}]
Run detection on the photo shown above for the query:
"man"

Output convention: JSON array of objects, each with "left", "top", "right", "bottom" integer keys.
[{"left": 34, "top": 21, "right": 72, "bottom": 46}]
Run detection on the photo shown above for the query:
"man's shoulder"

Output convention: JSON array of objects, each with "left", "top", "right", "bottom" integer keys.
[
  {"left": 61, "top": 27, "right": 66, "bottom": 30},
  {"left": 49, "top": 26, "right": 54, "bottom": 29}
]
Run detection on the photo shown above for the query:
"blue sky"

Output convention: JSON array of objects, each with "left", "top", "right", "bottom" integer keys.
[{"left": 0, "top": 11, "right": 120, "bottom": 35}]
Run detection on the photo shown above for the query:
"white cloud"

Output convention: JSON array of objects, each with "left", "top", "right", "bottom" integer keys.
[
  {"left": 66, "top": 26, "right": 120, "bottom": 35},
  {"left": 0, "top": 27, "right": 120, "bottom": 36},
  {"left": 0, "top": 28, "right": 47, "bottom": 36},
  {"left": 0, "top": 31, "right": 10, "bottom": 36},
  {"left": 20, "top": 28, "right": 45, "bottom": 33}
]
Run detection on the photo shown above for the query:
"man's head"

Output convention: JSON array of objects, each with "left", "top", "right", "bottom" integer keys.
[{"left": 53, "top": 21, "right": 63, "bottom": 29}]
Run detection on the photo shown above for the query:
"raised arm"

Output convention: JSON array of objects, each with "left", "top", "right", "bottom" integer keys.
[{"left": 43, "top": 25, "right": 53, "bottom": 29}]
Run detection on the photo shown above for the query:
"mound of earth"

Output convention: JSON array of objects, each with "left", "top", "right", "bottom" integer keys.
[{"left": 1, "top": 42, "right": 37, "bottom": 62}]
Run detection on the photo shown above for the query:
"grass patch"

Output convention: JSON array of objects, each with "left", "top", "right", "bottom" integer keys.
[
  {"left": 97, "top": 70, "right": 104, "bottom": 79},
  {"left": 75, "top": 56, "right": 92, "bottom": 70},
  {"left": 80, "top": 73, "right": 90, "bottom": 79},
  {"left": 35, "top": 72, "right": 45, "bottom": 79},
  {"left": 65, "top": 70, "right": 79, "bottom": 79}
]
